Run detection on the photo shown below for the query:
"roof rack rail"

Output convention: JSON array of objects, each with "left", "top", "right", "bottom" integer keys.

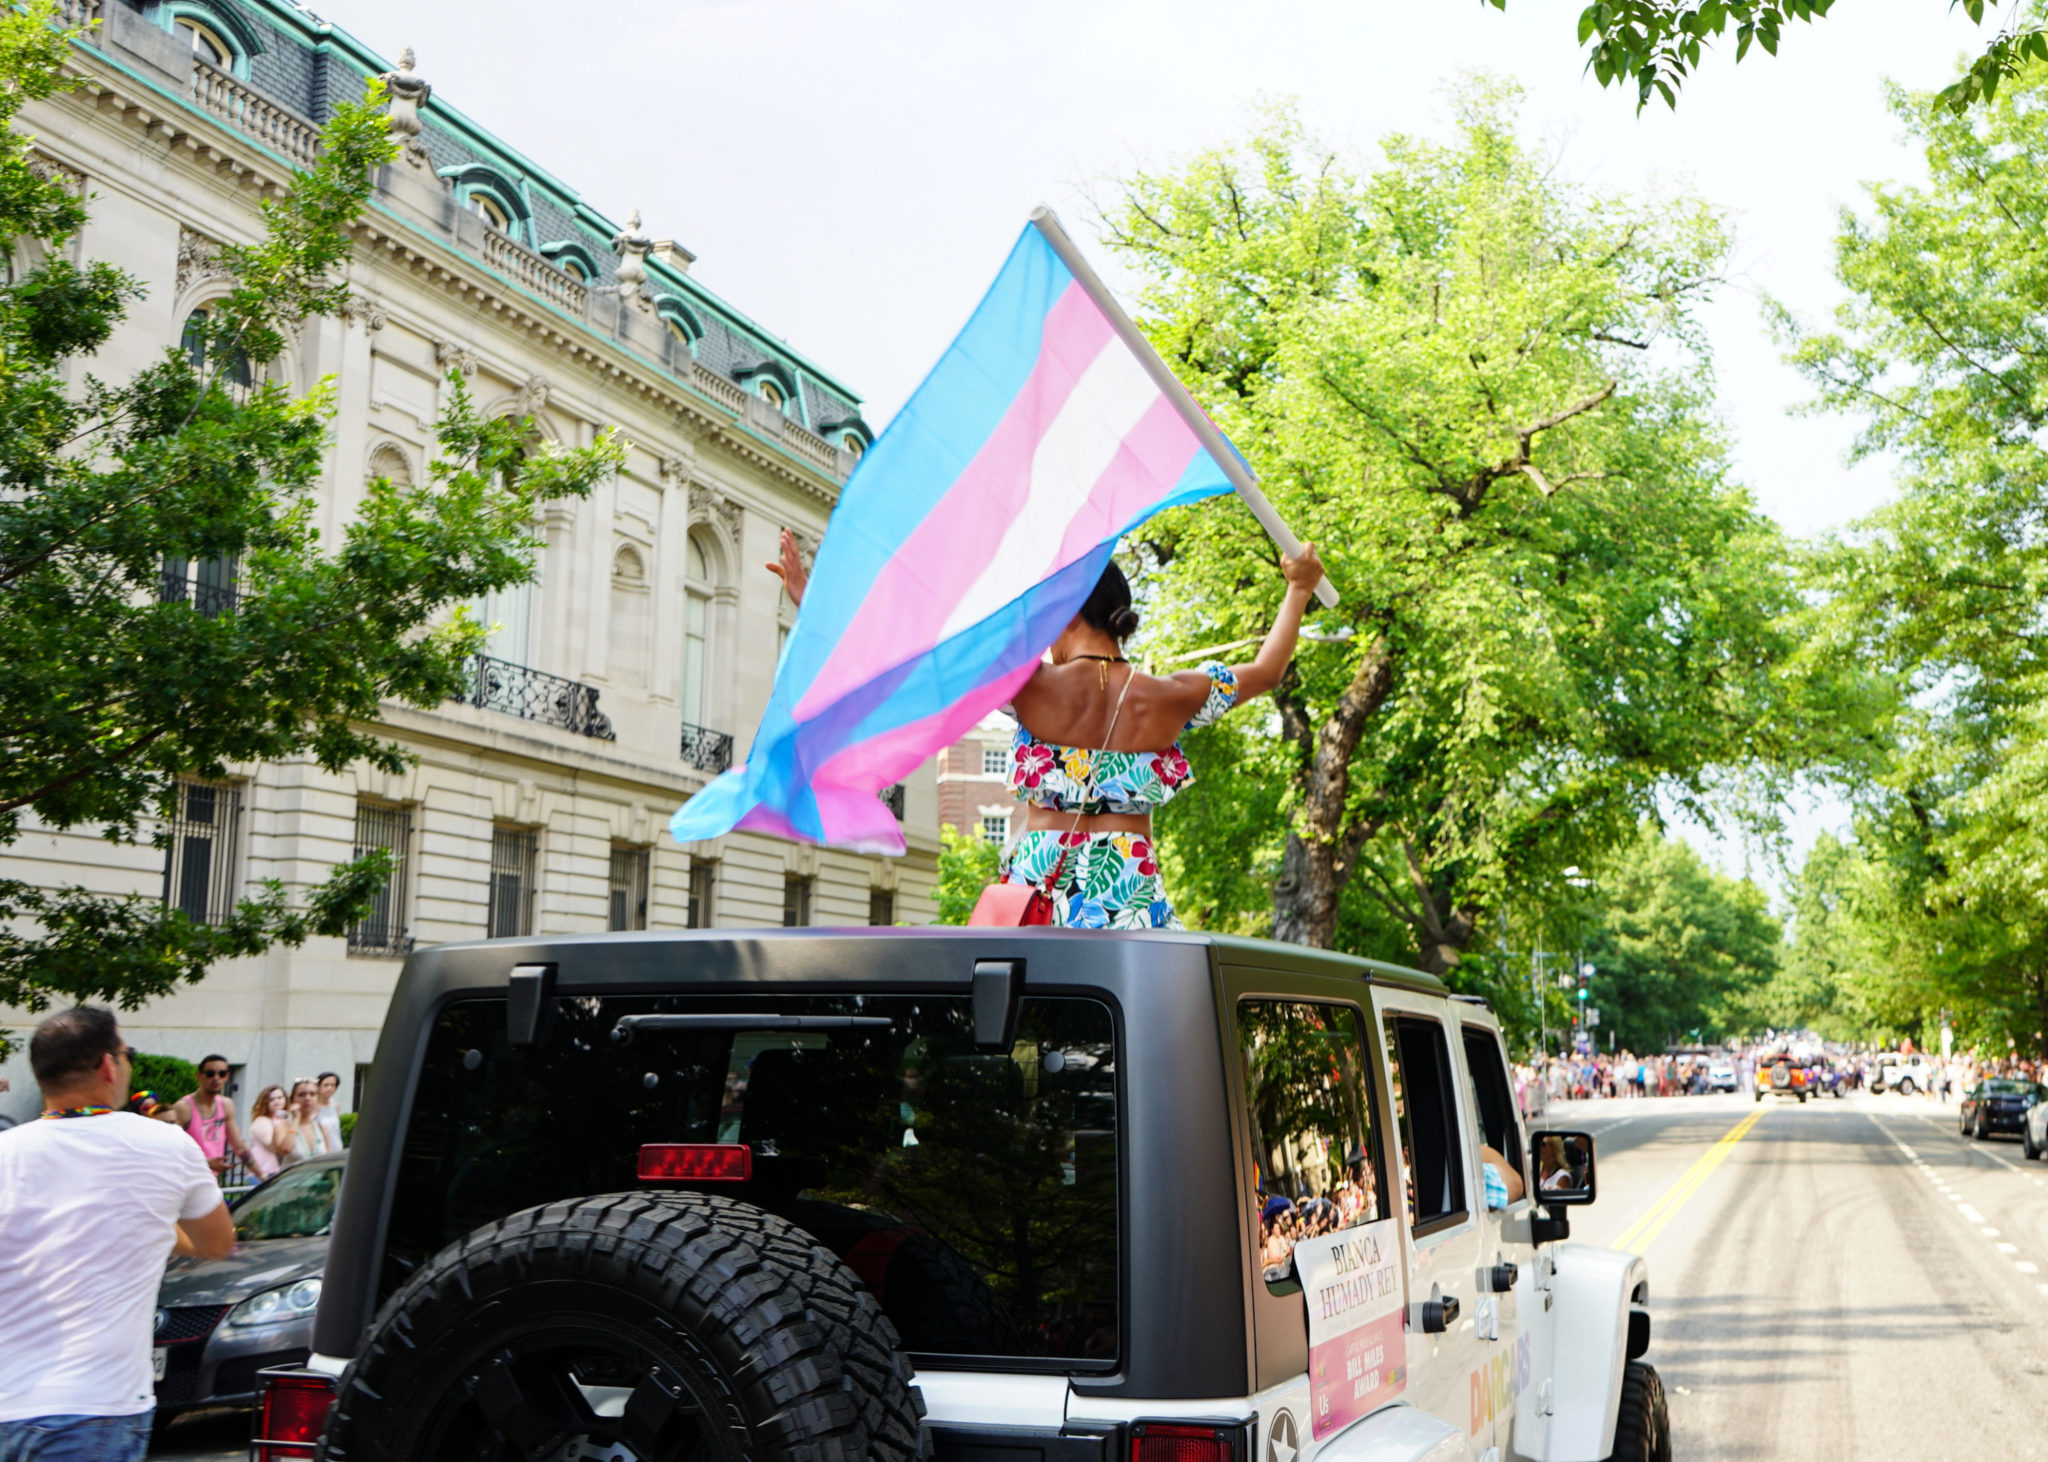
[{"left": 1448, "top": 993, "right": 1492, "bottom": 1009}]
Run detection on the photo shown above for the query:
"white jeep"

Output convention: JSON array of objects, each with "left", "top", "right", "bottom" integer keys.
[
  {"left": 252, "top": 930, "right": 1667, "bottom": 1462},
  {"left": 1875, "top": 1052, "right": 1935, "bottom": 1095}
]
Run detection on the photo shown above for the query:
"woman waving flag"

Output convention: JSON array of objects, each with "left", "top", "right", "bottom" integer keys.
[{"left": 671, "top": 207, "right": 1332, "bottom": 857}]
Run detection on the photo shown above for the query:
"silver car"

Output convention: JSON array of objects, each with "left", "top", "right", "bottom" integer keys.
[{"left": 152, "top": 1152, "right": 344, "bottom": 1417}]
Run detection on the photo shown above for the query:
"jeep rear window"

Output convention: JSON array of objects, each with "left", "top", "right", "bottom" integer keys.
[{"left": 384, "top": 992, "right": 1119, "bottom": 1367}]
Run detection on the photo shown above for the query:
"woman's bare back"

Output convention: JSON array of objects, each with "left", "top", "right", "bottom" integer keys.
[{"left": 1010, "top": 659, "right": 1213, "bottom": 752}]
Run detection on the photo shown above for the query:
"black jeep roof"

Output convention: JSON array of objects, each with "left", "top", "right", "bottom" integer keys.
[{"left": 319, "top": 928, "right": 1449, "bottom": 1398}]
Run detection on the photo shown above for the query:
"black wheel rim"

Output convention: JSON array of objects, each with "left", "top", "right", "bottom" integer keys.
[{"left": 410, "top": 1321, "right": 732, "bottom": 1462}]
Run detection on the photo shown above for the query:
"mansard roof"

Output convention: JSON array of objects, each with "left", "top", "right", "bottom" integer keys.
[{"left": 147, "top": 0, "right": 867, "bottom": 439}]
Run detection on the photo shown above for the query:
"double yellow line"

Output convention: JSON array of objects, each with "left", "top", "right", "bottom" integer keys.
[{"left": 1609, "top": 1107, "right": 1768, "bottom": 1255}]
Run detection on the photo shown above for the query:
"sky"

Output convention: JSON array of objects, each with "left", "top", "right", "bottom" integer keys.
[{"left": 314, "top": 0, "right": 1995, "bottom": 889}]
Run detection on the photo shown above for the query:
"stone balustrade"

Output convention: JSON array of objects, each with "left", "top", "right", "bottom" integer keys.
[
  {"left": 188, "top": 61, "right": 321, "bottom": 169},
  {"left": 483, "top": 229, "right": 590, "bottom": 316}
]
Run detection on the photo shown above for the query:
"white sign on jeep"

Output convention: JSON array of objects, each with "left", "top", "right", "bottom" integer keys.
[{"left": 1295, "top": 1217, "right": 1407, "bottom": 1437}]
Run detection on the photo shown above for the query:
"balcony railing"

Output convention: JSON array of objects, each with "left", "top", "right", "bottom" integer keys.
[
  {"left": 158, "top": 560, "right": 238, "bottom": 619},
  {"left": 680, "top": 721, "right": 734, "bottom": 773},
  {"left": 881, "top": 783, "right": 906, "bottom": 821},
  {"left": 188, "top": 60, "right": 321, "bottom": 169},
  {"left": 347, "top": 922, "right": 414, "bottom": 958},
  {"left": 483, "top": 229, "right": 589, "bottom": 316},
  {"left": 454, "top": 652, "right": 615, "bottom": 740}
]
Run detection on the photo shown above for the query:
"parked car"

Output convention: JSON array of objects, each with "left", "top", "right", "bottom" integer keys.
[
  {"left": 2025, "top": 1088, "right": 2048, "bottom": 1160},
  {"left": 1706, "top": 1061, "right": 1739, "bottom": 1092},
  {"left": 253, "top": 929, "right": 1667, "bottom": 1462},
  {"left": 1960, "top": 1079, "right": 2041, "bottom": 1142},
  {"left": 152, "top": 1152, "right": 344, "bottom": 1418}
]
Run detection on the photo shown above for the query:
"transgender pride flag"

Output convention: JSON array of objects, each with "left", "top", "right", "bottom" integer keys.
[{"left": 669, "top": 209, "right": 1246, "bottom": 854}]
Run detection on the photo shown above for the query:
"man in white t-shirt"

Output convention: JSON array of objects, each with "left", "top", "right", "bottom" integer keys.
[{"left": 0, "top": 1007, "right": 234, "bottom": 1459}]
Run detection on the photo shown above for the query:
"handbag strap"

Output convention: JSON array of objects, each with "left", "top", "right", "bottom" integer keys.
[{"left": 1040, "top": 668, "right": 1137, "bottom": 894}]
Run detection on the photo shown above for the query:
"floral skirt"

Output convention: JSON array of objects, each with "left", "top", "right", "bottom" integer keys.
[{"left": 1001, "top": 830, "right": 1182, "bottom": 930}]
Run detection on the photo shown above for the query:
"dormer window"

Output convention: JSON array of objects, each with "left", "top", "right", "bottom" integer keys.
[
  {"left": 468, "top": 191, "right": 511, "bottom": 233},
  {"left": 757, "top": 379, "right": 785, "bottom": 410},
  {"left": 560, "top": 256, "right": 588, "bottom": 281},
  {"left": 176, "top": 16, "right": 232, "bottom": 67},
  {"left": 842, "top": 433, "right": 865, "bottom": 459}
]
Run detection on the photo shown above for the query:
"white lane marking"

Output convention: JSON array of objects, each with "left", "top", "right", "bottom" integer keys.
[
  {"left": 1982, "top": 1227, "right": 2001, "bottom": 1237},
  {"left": 2017, "top": 1261, "right": 2040, "bottom": 1274},
  {"left": 1961, "top": 1205, "right": 1987, "bottom": 1223},
  {"left": 1997, "top": 1242, "right": 2019, "bottom": 1254}
]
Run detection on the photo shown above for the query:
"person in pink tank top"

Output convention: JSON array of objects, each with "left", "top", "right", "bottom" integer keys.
[{"left": 166, "top": 1054, "right": 252, "bottom": 1175}]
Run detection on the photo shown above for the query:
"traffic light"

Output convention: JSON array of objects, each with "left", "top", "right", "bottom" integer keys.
[{"left": 1576, "top": 962, "right": 1592, "bottom": 1003}]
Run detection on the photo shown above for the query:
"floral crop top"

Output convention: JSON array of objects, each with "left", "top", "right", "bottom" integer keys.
[{"left": 1008, "top": 662, "right": 1239, "bottom": 815}]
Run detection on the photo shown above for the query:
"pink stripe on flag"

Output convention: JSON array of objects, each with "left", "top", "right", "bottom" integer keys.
[
  {"left": 1046, "top": 394, "right": 1202, "bottom": 573},
  {"left": 794, "top": 282, "right": 1113, "bottom": 721}
]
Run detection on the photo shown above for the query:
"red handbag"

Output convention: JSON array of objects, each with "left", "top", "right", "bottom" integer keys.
[{"left": 965, "top": 671, "right": 1129, "bottom": 928}]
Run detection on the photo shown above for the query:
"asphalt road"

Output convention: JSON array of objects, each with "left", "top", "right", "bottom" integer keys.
[{"left": 146, "top": 1088, "right": 2048, "bottom": 1461}]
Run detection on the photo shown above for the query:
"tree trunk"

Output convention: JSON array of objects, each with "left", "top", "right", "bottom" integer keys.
[{"left": 1271, "top": 636, "right": 1395, "bottom": 947}]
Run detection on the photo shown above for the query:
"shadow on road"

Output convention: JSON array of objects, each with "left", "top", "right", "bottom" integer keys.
[{"left": 149, "top": 1406, "right": 248, "bottom": 1461}]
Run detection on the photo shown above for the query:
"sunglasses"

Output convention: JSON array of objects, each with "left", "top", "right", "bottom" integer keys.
[{"left": 200, "top": 1067, "right": 229, "bottom": 1078}]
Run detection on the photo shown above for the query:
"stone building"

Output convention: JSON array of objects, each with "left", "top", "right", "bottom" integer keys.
[{"left": 0, "top": 0, "right": 938, "bottom": 1121}]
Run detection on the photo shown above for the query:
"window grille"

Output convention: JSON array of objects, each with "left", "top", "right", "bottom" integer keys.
[
  {"left": 686, "top": 861, "right": 715, "bottom": 929},
  {"left": 163, "top": 780, "right": 243, "bottom": 926},
  {"left": 609, "top": 845, "right": 650, "bottom": 932},
  {"left": 348, "top": 802, "right": 413, "bottom": 957},
  {"left": 981, "top": 746, "right": 1010, "bottom": 777},
  {"left": 980, "top": 813, "right": 1009, "bottom": 846},
  {"left": 159, "top": 553, "right": 238, "bottom": 618},
  {"left": 782, "top": 874, "right": 812, "bottom": 928},
  {"left": 868, "top": 888, "right": 895, "bottom": 927},
  {"left": 488, "top": 826, "right": 538, "bottom": 938}
]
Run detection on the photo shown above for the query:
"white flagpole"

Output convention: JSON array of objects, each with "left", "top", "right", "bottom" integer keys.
[{"left": 1029, "top": 204, "right": 1340, "bottom": 609}]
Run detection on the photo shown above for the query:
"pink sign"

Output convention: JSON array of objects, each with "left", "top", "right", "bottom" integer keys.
[{"left": 1292, "top": 1218, "right": 1407, "bottom": 1438}]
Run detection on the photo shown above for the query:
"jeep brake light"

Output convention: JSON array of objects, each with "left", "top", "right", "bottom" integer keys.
[
  {"left": 1130, "top": 1422, "right": 1244, "bottom": 1462},
  {"left": 638, "top": 1143, "right": 753, "bottom": 1182},
  {"left": 252, "top": 1366, "right": 335, "bottom": 1461}
]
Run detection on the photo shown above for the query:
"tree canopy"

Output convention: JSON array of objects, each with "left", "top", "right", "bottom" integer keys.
[
  {"left": 1489, "top": 0, "right": 2045, "bottom": 114},
  {"left": 0, "top": 2, "right": 623, "bottom": 1033},
  {"left": 1108, "top": 86, "right": 1864, "bottom": 980}
]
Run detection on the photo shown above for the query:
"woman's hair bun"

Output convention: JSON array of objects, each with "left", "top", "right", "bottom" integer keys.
[{"left": 1109, "top": 605, "right": 1141, "bottom": 639}]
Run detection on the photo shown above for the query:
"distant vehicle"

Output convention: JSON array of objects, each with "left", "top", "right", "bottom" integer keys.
[
  {"left": 1961, "top": 1080, "right": 2042, "bottom": 1142},
  {"left": 1757, "top": 1053, "right": 1810, "bottom": 1103},
  {"left": 152, "top": 1152, "right": 344, "bottom": 1419},
  {"left": 1706, "top": 1062, "right": 1739, "bottom": 1093},
  {"left": 1875, "top": 1052, "right": 1936, "bottom": 1094},
  {"left": 2025, "top": 1090, "right": 2048, "bottom": 1160}
]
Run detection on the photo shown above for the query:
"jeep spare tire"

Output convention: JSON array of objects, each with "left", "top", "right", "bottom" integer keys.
[{"left": 321, "top": 1192, "right": 928, "bottom": 1462}]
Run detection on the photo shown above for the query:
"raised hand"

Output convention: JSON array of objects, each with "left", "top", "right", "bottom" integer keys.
[{"left": 766, "top": 527, "right": 809, "bottom": 607}]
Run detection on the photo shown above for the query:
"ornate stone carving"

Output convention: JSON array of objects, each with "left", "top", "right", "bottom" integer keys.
[
  {"left": 610, "top": 208, "right": 652, "bottom": 303},
  {"left": 689, "top": 481, "right": 743, "bottom": 545},
  {"left": 341, "top": 293, "right": 388, "bottom": 332},
  {"left": 657, "top": 451, "right": 694, "bottom": 489},
  {"left": 379, "top": 47, "right": 433, "bottom": 170},
  {"left": 175, "top": 226, "right": 229, "bottom": 294},
  {"left": 515, "top": 374, "right": 552, "bottom": 415},
  {"left": 433, "top": 339, "right": 478, "bottom": 374},
  {"left": 26, "top": 150, "right": 84, "bottom": 193}
]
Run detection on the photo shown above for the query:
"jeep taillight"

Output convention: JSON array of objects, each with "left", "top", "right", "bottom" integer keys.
[
  {"left": 1130, "top": 1421, "right": 1247, "bottom": 1462},
  {"left": 638, "top": 1142, "right": 753, "bottom": 1182},
  {"left": 252, "top": 1365, "right": 335, "bottom": 1461}
]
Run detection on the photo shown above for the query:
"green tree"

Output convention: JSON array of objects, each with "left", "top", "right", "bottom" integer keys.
[
  {"left": 1114, "top": 89, "right": 1858, "bottom": 973},
  {"left": 0, "top": 5, "right": 624, "bottom": 1036},
  {"left": 1579, "top": 826, "right": 1781, "bottom": 1050},
  {"left": 1486, "top": 0, "right": 2042, "bottom": 114},
  {"left": 932, "top": 824, "right": 1002, "bottom": 925},
  {"left": 1778, "top": 59, "right": 2048, "bottom": 1055}
]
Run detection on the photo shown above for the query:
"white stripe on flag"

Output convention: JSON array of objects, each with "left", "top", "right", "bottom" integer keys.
[{"left": 938, "top": 334, "right": 1162, "bottom": 641}]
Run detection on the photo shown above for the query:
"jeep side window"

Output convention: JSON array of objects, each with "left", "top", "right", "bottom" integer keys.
[
  {"left": 386, "top": 993, "right": 1119, "bottom": 1365},
  {"left": 1382, "top": 1015, "right": 1467, "bottom": 1232},
  {"left": 1238, "top": 1001, "right": 1384, "bottom": 1289},
  {"left": 1459, "top": 1024, "right": 1525, "bottom": 1197}
]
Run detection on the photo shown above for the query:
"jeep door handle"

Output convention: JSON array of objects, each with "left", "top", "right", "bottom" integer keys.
[{"left": 1421, "top": 1295, "right": 1461, "bottom": 1333}]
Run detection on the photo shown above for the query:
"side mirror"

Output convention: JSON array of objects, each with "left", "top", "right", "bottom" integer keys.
[{"left": 1529, "top": 1129, "right": 1597, "bottom": 1206}]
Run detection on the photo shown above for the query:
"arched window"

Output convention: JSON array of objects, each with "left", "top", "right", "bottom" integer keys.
[
  {"left": 560, "top": 256, "right": 588, "bottom": 281},
  {"left": 180, "top": 306, "right": 251, "bottom": 391},
  {"left": 666, "top": 316, "right": 692, "bottom": 347},
  {"left": 756, "top": 379, "right": 785, "bottom": 410},
  {"left": 842, "top": 433, "right": 865, "bottom": 459},
  {"left": 176, "top": 15, "right": 232, "bottom": 66},
  {"left": 468, "top": 190, "right": 512, "bottom": 233},
  {"left": 681, "top": 531, "right": 715, "bottom": 729}
]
